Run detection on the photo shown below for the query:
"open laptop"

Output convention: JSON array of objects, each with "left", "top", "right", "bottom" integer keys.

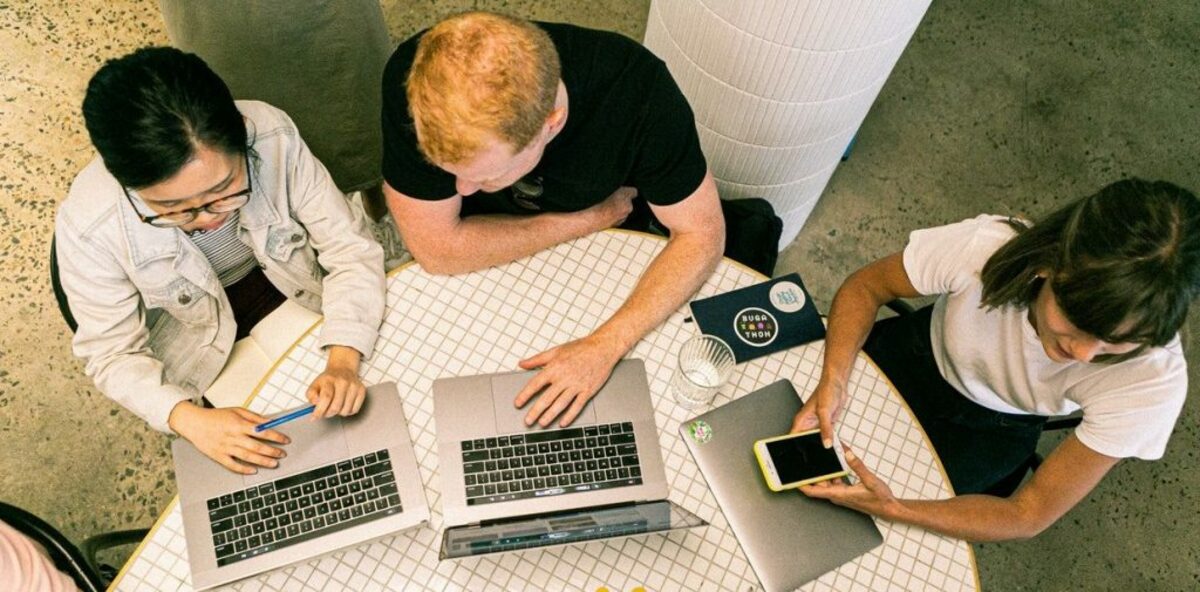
[
  {"left": 433, "top": 359, "right": 706, "bottom": 559},
  {"left": 680, "top": 379, "right": 883, "bottom": 592},
  {"left": 172, "top": 382, "right": 429, "bottom": 590}
]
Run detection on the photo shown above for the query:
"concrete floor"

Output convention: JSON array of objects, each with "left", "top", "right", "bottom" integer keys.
[{"left": 1, "top": 0, "right": 1196, "bottom": 590}]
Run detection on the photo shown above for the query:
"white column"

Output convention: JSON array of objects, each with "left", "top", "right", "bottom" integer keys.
[{"left": 644, "top": 0, "right": 932, "bottom": 248}]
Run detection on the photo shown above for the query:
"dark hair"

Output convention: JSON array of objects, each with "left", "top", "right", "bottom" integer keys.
[
  {"left": 980, "top": 179, "right": 1200, "bottom": 359},
  {"left": 82, "top": 46, "right": 247, "bottom": 188}
]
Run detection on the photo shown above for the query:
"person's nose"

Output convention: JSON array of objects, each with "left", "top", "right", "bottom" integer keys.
[{"left": 455, "top": 177, "right": 481, "bottom": 197}]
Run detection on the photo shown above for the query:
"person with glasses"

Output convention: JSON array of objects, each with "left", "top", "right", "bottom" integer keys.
[
  {"left": 55, "top": 47, "right": 385, "bottom": 475},
  {"left": 381, "top": 12, "right": 727, "bottom": 429}
]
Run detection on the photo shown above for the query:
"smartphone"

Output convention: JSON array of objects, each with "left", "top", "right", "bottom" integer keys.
[{"left": 753, "top": 429, "right": 848, "bottom": 492}]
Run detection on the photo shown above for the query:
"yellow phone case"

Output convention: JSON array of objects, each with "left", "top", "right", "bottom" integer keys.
[{"left": 754, "top": 429, "right": 848, "bottom": 492}]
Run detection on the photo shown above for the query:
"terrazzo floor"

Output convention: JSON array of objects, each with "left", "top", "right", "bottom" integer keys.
[{"left": 1, "top": 1, "right": 1196, "bottom": 590}]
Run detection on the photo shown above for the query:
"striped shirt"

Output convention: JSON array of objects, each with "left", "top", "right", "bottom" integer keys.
[{"left": 189, "top": 212, "right": 257, "bottom": 286}]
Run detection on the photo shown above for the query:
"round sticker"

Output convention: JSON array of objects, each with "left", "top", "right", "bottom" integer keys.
[
  {"left": 733, "top": 307, "right": 779, "bottom": 347},
  {"left": 688, "top": 420, "right": 713, "bottom": 444},
  {"left": 769, "top": 281, "right": 806, "bottom": 313}
]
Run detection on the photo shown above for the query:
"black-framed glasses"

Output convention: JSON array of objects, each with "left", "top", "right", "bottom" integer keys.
[{"left": 123, "top": 152, "right": 253, "bottom": 228}]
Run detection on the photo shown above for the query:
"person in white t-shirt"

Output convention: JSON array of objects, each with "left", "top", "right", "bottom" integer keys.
[{"left": 791, "top": 179, "right": 1198, "bottom": 541}]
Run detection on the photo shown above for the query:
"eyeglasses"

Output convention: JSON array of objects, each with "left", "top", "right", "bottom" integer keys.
[{"left": 123, "top": 152, "right": 252, "bottom": 228}]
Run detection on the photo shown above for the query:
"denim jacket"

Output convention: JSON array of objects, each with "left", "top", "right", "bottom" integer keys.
[{"left": 55, "top": 101, "right": 385, "bottom": 433}]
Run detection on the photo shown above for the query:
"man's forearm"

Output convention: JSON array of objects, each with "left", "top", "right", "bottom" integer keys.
[
  {"left": 413, "top": 212, "right": 596, "bottom": 275},
  {"left": 591, "top": 230, "right": 723, "bottom": 354}
]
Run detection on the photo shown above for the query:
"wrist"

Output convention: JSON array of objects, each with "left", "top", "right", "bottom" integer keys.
[
  {"left": 168, "top": 400, "right": 201, "bottom": 438},
  {"left": 586, "top": 327, "right": 631, "bottom": 362},
  {"left": 325, "top": 345, "right": 362, "bottom": 371}
]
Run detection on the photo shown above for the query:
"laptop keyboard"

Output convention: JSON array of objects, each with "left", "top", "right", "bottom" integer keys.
[
  {"left": 205, "top": 449, "right": 401, "bottom": 567},
  {"left": 461, "top": 422, "right": 643, "bottom": 506}
]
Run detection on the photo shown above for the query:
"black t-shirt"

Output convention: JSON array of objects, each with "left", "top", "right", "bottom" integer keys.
[{"left": 381, "top": 22, "right": 707, "bottom": 215}]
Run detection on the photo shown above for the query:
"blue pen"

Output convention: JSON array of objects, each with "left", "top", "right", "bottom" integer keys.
[{"left": 255, "top": 404, "right": 317, "bottom": 432}]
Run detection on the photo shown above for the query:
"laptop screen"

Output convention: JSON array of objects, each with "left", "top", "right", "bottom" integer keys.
[{"left": 440, "top": 500, "right": 704, "bottom": 559}]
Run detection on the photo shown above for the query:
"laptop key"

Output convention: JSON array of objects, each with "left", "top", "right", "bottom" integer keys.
[
  {"left": 209, "top": 504, "right": 238, "bottom": 522},
  {"left": 465, "top": 475, "right": 477, "bottom": 486},
  {"left": 207, "top": 498, "right": 220, "bottom": 512},
  {"left": 219, "top": 494, "right": 234, "bottom": 507},
  {"left": 215, "top": 543, "right": 234, "bottom": 558},
  {"left": 464, "top": 462, "right": 485, "bottom": 475},
  {"left": 314, "top": 516, "right": 327, "bottom": 529},
  {"left": 286, "top": 524, "right": 300, "bottom": 537},
  {"left": 462, "top": 450, "right": 488, "bottom": 463},
  {"left": 610, "top": 433, "right": 635, "bottom": 445},
  {"left": 466, "top": 486, "right": 484, "bottom": 498}
]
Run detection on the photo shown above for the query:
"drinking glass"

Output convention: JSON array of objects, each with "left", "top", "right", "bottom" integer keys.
[{"left": 671, "top": 335, "right": 735, "bottom": 409}]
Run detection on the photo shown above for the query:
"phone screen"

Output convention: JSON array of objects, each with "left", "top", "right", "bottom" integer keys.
[{"left": 766, "top": 433, "right": 844, "bottom": 485}]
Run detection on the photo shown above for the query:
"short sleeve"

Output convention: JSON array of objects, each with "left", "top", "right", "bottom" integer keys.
[
  {"left": 626, "top": 61, "right": 708, "bottom": 206},
  {"left": 902, "top": 214, "right": 1017, "bottom": 296},
  {"left": 380, "top": 38, "right": 458, "bottom": 200},
  {"left": 1073, "top": 345, "right": 1188, "bottom": 460}
]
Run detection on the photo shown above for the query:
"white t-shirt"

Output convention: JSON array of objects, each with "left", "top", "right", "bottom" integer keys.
[{"left": 903, "top": 214, "right": 1187, "bottom": 460}]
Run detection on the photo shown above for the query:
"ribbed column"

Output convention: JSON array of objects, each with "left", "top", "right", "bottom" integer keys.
[{"left": 644, "top": 0, "right": 932, "bottom": 248}]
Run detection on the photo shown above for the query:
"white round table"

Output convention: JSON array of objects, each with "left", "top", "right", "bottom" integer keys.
[{"left": 113, "top": 230, "right": 979, "bottom": 592}]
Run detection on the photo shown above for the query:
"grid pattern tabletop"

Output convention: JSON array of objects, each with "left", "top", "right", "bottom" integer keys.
[{"left": 114, "top": 230, "right": 977, "bottom": 592}]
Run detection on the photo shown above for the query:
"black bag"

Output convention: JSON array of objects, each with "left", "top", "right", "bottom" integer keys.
[{"left": 622, "top": 196, "right": 783, "bottom": 276}]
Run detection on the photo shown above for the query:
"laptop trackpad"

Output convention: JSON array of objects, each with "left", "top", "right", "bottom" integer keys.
[
  {"left": 242, "top": 414, "right": 351, "bottom": 487},
  {"left": 491, "top": 372, "right": 598, "bottom": 434}
]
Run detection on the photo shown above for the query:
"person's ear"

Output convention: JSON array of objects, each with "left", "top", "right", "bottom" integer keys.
[{"left": 545, "top": 106, "right": 567, "bottom": 134}]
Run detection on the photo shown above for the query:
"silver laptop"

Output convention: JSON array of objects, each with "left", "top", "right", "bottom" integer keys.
[
  {"left": 433, "top": 359, "right": 706, "bottom": 559},
  {"left": 172, "top": 382, "right": 429, "bottom": 590},
  {"left": 679, "top": 379, "right": 883, "bottom": 592}
]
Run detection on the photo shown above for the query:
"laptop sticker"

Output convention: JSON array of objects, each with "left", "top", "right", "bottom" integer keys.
[{"left": 688, "top": 420, "right": 714, "bottom": 444}]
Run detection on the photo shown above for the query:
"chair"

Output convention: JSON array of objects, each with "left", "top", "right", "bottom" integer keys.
[
  {"left": 0, "top": 501, "right": 148, "bottom": 592},
  {"left": 50, "top": 235, "right": 78, "bottom": 332},
  {"left": 881, "top": 300, "right": 1081, "bottom": 497}
]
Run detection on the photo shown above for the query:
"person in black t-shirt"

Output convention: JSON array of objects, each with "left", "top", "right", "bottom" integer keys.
[{"left": 382, "top": 12, "right": 725, "bottom": 428}]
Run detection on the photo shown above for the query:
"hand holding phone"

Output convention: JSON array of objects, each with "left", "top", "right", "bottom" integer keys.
[{"left": 754, "top": 429, "right": 848, "bottom": 492}]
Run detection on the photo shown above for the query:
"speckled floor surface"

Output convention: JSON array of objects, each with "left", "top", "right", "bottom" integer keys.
[{"left": 0, "top": 1, "right": 1196, "bottom": 590}]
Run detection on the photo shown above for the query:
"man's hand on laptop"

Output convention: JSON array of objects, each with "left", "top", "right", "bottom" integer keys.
[
  {"left": 514, "top": 334, "right": 623, "bottom": 428},
  {"left": 168, "top": 402, "right": 291, "bottom": 474},
  {"left": 307, "top": 345, "right": 367, "bottom": 419}
]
